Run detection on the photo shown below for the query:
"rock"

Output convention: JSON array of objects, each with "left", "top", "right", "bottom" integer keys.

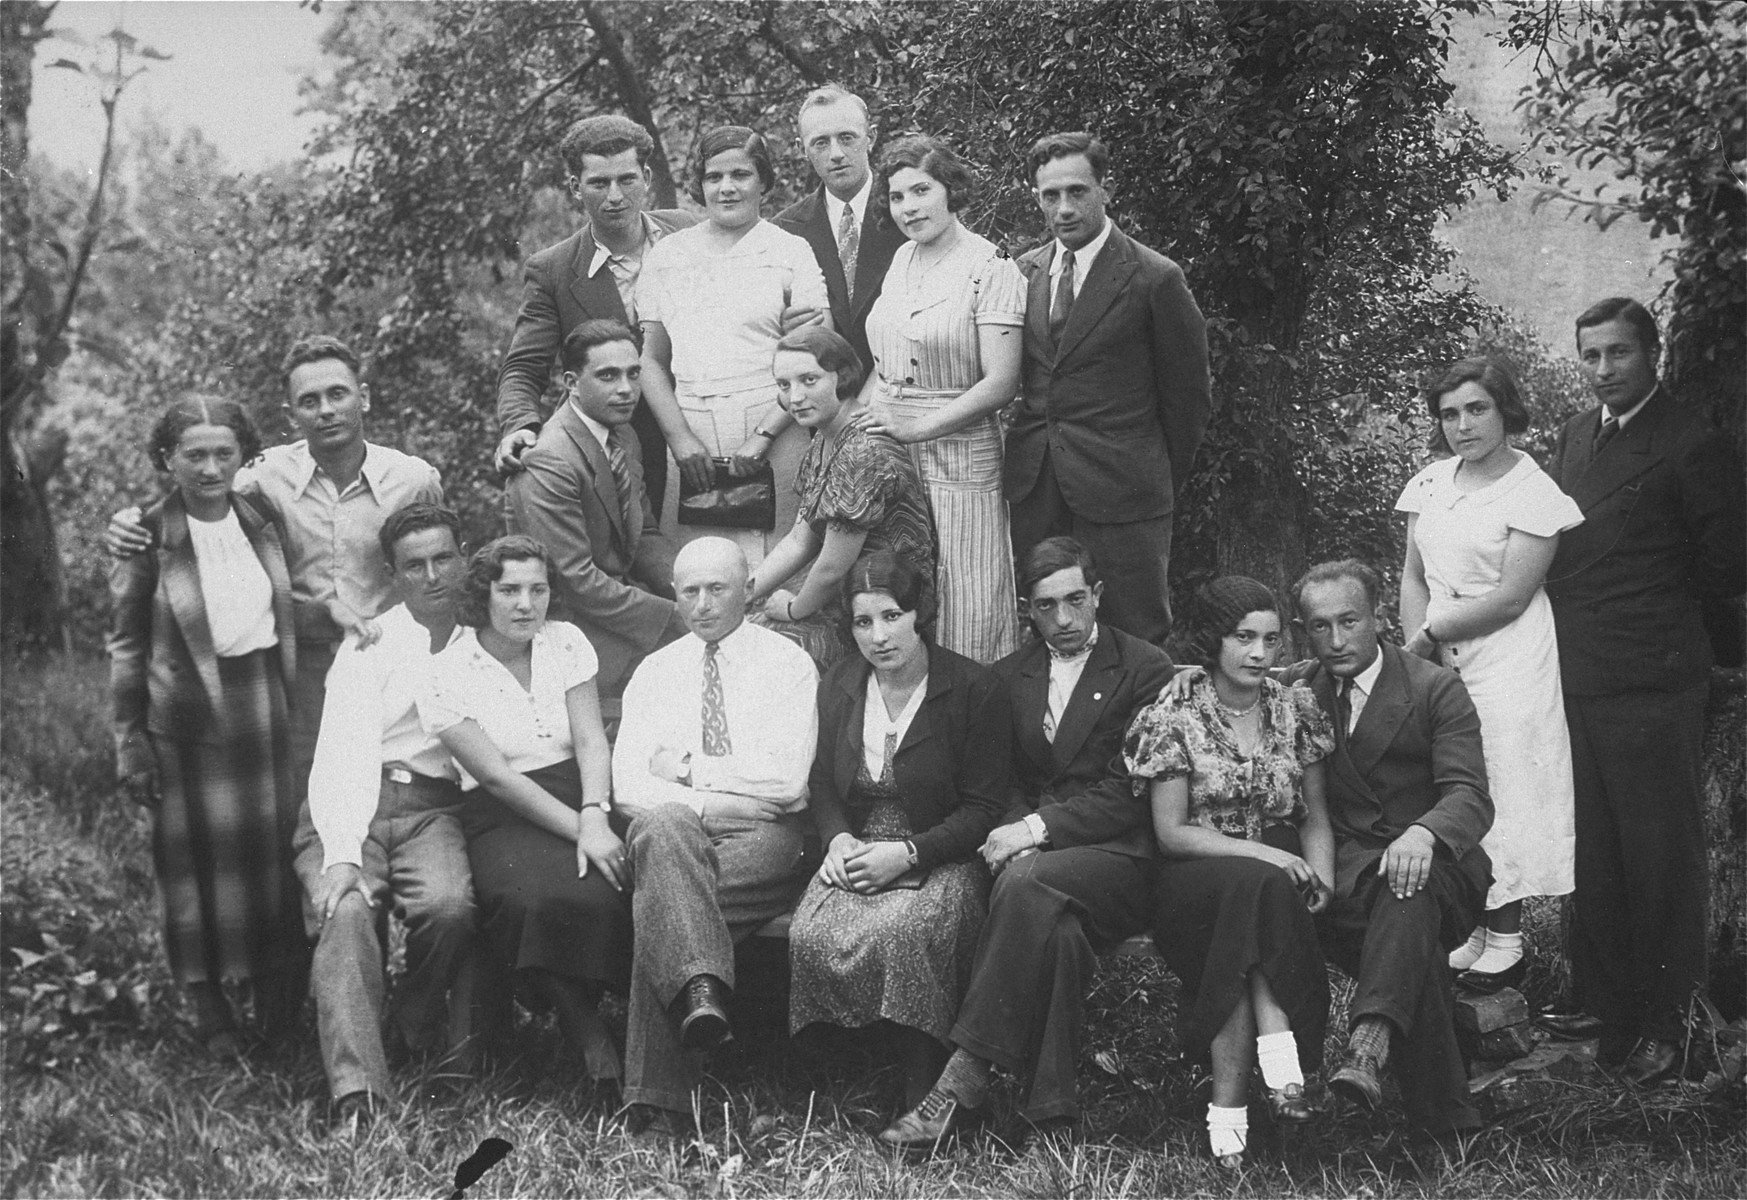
[
  {"left": 1454, "top": 987, "right": 1530, "bottom": 1033},
  {"left": 1477, "top": 1023, "right": 1537, "bottom": 1060}
]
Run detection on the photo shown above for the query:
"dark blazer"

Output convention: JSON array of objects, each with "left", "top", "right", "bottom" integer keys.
[
  {"left": 495, "top": 209, "right": 701, "bottom": 437},
  {"left": 1543, "top": 390, "right": 1745, "bottom": 696},
  {"left": 992, "top": 624, "right": 1174, "bottom": 859},
  {"left": 506, "top": 402, "right": 681, "bottom": 706},
  {"left": 773, "top": 186, "right": 904, "bottom": 372},
  {"left": 810, "top": 642, "right": 1012, "bottom": 871},
  {"left": 1284, "top": 644, "right": 1492, "bottom": 900},
  {"left": 109, "top": 491, "right": 298, "bottom": 778},
  {"left": 1005, "top": 224, "right": 1212, "bottom": 522}
]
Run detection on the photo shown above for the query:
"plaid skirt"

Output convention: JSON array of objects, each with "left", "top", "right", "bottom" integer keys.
[{"left": 149, "top": 649, "right": 303, "bottom": 985}]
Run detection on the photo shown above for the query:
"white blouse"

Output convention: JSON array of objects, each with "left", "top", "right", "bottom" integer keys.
[
  {"left": 186, "top": 509, "right": 277, "bottom": 657},
  {"left": 418, "top": 620, "right": 599, "bottom": 789},
  {"left": 861, "top": 670, "right": 929, "bottom": 780}
]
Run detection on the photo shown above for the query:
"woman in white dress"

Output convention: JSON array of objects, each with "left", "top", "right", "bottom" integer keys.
[
  {"left": 859, "top": 135, "right": 1025, "bottom": 664},
  {"left": 636, "top": 126, "right": 831, "bottom": 567},
  {"left": 1396, "top": 357, "right": 1584, "bottom": 990}
]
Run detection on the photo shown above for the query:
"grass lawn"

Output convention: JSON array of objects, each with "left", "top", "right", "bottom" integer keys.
[{"left": 5, "top": 653, "right": 1744, "bottom": 1198}]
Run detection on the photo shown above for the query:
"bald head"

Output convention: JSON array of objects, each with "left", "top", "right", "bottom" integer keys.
[{"left": 673, "top": 537, "right": 750, "bottom": 643}]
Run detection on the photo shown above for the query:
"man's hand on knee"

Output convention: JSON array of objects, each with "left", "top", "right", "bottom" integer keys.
[
  {"left": 314, "top": 863, "right": 376, "bottom": 925},
  {"left": 1380, "top": 825, "right": 1436, "bottom": 899}
]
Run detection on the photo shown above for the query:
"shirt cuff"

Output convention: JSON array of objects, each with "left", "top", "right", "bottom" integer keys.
[{"left": 1024, "top": 812, "right": 1048, "bottom": 847}]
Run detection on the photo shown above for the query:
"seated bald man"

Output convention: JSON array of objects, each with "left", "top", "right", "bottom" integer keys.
[{"left": 611, "top": 537, "right": 818, "bottom": 1137}]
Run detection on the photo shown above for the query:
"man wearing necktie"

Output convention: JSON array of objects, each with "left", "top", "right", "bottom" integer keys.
[
  {"left": 1543, "top": 298, "right": 1745, "bottom": 1086},
  {"left": 881, "top": 538, "right": 1173, "bottom": 1151},
  {"left": 1283, "top": 560, "right": 1493, "bottom": 1140},
  {"left": 1007, "top": 131, "right": 1212, "bottom": 647},
  {"left": 506, "top": 321, "right": 687, "bottom": 725},
  {"left": 774, "top": 85, "right": 906, "bottom": 374},
  {"left": 611, "top": 537, "right": 818, "bottom": 1138}
]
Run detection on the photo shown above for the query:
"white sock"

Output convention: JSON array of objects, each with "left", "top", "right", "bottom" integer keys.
[
  {"left": 1467, "top": 930, "right": 1523, "bottom": 975},
  {"left": 1207, "top": 1104, "right": 1248, "bottom": 1158},
  {"left": 1448, "top": 926, "right": 1487, "bottom": 971},
  {"left": 1256, "top": 1030, "right": 1304, "bottom": 1091}
]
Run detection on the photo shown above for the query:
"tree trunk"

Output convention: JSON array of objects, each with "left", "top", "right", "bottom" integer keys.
[{"left": 582, "top": 1, "right": 677, "bottom": 210}]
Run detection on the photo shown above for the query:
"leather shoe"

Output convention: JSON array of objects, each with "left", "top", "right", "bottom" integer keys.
[
  {"left": 1265, "top": 1082, "right": 1314, "bottom": 1123},
  {"left": 1535, "top": 1001, "right": 1603, "bottom": 1040},
  {"left": 624, "top": 1103, "right": 695, "bottom": 1142},
  {"left": 1457, "top": 959, "right": 1526, "bottom": 995},
  {"left": 331, "top": 1090, "right": 383, "bottom": 1132},
  {"left": 878, "top": 1087, "right": 978, "bottom": 1156},
  {"left": 676, "top": 974, "right": 732, "bottom": 1052},
  {"left": 1328, "top": 1051, "right": 1384, "bottom": 1111},
  {"left": 1616, "top": 1037, "right": 1679, "bottom": 1086}
]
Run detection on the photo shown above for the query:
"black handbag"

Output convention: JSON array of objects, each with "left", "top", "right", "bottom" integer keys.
[{"left": 676, "top": 457, "right": 777, "bottom": 531}]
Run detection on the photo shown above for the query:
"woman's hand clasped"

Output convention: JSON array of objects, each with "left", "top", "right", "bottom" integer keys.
[
  {"left": 728, "top": 433, "right": 771, "bottom": 477},
  {"left": 818, "top": 832, "right": 862, "bottom": 889},
  {"left": 761, "top": 589, "right": 799, "bottom": 623},
  {"left": 1264, "top": 846, "right": 1332, "bottom": 914},
  {"left": 843, "top": 839, "right": 912, "bottom": 893}
]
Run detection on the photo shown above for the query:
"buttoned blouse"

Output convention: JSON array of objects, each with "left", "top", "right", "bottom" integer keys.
[
  {"left": 865, "top": 230, "right": 1026, "bottom": 393},
  {"left": 635, "top": 219, "right": 830, "bottom": 393},
  {"left": 418, "top": 619, "right": 599, "bottom": 789},
  {"left": 185, "top": 507, "right": 278, "bottom": 657}
]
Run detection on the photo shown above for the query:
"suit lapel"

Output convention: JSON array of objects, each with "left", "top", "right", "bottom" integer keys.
[
  {"left": 1049, "top": 626, "right": 1120, "bottom": 769},
  {"left": 234, "top": 495, "right": 298, "bottom": 692},
  {"left": 1021, "top": 247, "right": 1054, "bottom": 366},
  {"left": 1312, "top": 663, "right": 1388, "bottom": 814},
  {"left": 560, "top": 405, "right": 629, "bottom": 543},
  {"left": 1054, "top": 229, "right": 1136, "bottom": 363},
  {"left": 1345, "top": 646, "right": 1411, "bottom": 778},
  {"left": 834, "top": 660, "right": 872, "bottom": 799},
  {"left": 565, "top": 229, "right": 629, "bottom": 323},
  {"left": 157, "top": 498, "right": 227, "bottom": 714},
  {"left": 851, "top": 207, "right": 902, "bottom": 317},
  {"left": 799, "top": 192, "right": 853, "bottom": 320},
  {"left": 1012, "top": 642, "right": 1054, "bottom": 777},
  {"left": 1564, "top": 395, "right": 1670, "bottom": 510},
  {"left": 895, "top": 660, "right": 948, "bottom": 759}
]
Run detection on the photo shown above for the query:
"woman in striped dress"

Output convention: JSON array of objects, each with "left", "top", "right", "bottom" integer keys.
[
  {"left": 110, "top": 395, "right": 303, "bottom": 1057},
  {"left": 860, "top": 135, "right": 1025, "bottom": 663}
]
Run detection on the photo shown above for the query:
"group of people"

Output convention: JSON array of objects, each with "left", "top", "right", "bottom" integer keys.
[{"left": 107, "top": 81, "right": 1743, "bottom": 1167}]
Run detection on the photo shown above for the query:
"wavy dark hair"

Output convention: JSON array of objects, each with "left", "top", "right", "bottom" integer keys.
[
  {"left": 378, "top": 502, "right": 463, "bottom": 565},
  {"left": 1181, "top": 575, "right": 1280, "bottom": 671},
  {"left": 874, "top": 134, "right": 975, "bottom": 230},
  {"left": 840, "top": 549, "right": 937, "bottom": 642},
  {"left": 1291, "top": 558, "right": 1382, "bottom": 617},
  {"left": 774, "top": 326, "right": 863, "bottom": 400},
  {"left": 1425, "top": 357, "right": 1529, "bottom": 454},
  {"left": 455, "top": 535, "right": 554, "bottom": 629},
  {"left": 688, "top": 125, "right": 777, "bottom": 206},
  {"left": 148, "top": 393, "right": 263, "bottom": 473},
  {"left": 1574, "top": 296, "right": 1660, "bottom": 360}
]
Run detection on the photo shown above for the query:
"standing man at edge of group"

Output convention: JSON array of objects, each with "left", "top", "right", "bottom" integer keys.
[
  {"left": 774, "top": 84, "right": 905, "bottom": 376},
  {"left": 1543, "top": 297, "right": 1746, "bottom": 1085},
  {"left": 493, "top": 114, "right": 700, "bottom": 510},
  {"left": 1006, "top": 131, "right": 1211, "bottom": 646}
]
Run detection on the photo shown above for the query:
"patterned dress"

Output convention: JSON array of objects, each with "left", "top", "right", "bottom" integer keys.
[
  {"left": 754, "top": 423, "right": 936, "bottom": 668},
  {"left": 789, "top": 737, "right": 987, "bottom": 1041},
  {"left": 1124, "top": 675, "right": 1335, "bottom": 1065},
  {"left": 864, "top": 229, "right": 1026, "bottom": 663}
]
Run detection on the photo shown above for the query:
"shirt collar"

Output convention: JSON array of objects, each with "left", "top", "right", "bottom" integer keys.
[
  {"left": 693, "top": 619, "right": 753, "bottom": 659},
  {"left": 1051, "top": 218, "right": 1113, "bottom": 276},
  {"left": 824, "top": 176, "right": 873, "bottom": 233},
  {"left": 1047, "top": 622, "right": 1100, "bottom": 664},
  {"left": 1605, "top": 383, "right": 1657, "bottom": 430},
  {"left": 288, "top": 439, "right": 382, "bottom": 496},
  {"left": 1348, "top": 648, "right": 1385, "bottom": 698},
  {"left": 588, "top": 212, "right": 662, "bottom": 278},
  {"left": 568, "top": 399, "right": 614, "bottom": 449}
]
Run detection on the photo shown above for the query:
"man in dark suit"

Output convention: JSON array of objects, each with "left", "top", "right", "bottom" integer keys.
[
  {"left": 494, "top": 114, "right": 700, "bottom": 512},
  {"left": 1006, "top": 131, "right": 1212, "bottom": 646},
  {"left": 1544, "top": 298, "right": 1745, "bottom": 1084},
  {"left": 879, "top": 537, "right": 1173, "bottom": 1153},
  {"left": 1287, "top": 560, "right": 1493, "bottom": 1137},
  {"left": 773, "top": 85, "right": 904, "bottom": 373},
  {"left": 506, "top": 320, "right": 685, "bottom": 722}
]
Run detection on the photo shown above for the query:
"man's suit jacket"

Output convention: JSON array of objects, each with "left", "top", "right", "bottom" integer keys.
[
  {"left": 1543, "top": 390, "right": 1745, "bottom": 696},
  {"left": 992, "top": 624, "right": 1174, "bottom": 860},
  {"left": 506, "top": 402, "right": 680, "bottom": 707},
  {"left": 1285, "top": 643, "right": 1492, "bottom": 900},
  {"left": 495, "top": 209, "right": 701, "bottom": 437},
  {"left": 109, "top": 491, "right": 298, "bottom": 778},
  {"left": 1005, "top": 224, "right": 1212, "bottom": 523},
  {"left": 773, "top": 186, "right": 904, "bottom": 372}
]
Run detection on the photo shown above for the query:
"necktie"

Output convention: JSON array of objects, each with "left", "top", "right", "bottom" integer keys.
[
  {"left": 837, "top": 202, "right": 860, "bottom": 303},
  {"left": 1043, "top": 668, "right": 1070, "bottom": 743},
  {"left": 701, "top": 642, "right": 731, "bottom": 756},
  {"left": 1048, "top": 249, "right": 1076, "bottom": 344},
  {"left": 1591, "top": 414, "right": 1620, "bottom": 462},
  {"left": 1336, "top": 677, "right": 1354, "bottom": 736},
  {"left": 879, "top": 731, "right": 897, "bottom": 782},
  {"left": 603, "top": 428, "right": 639, "bottom": 536}
]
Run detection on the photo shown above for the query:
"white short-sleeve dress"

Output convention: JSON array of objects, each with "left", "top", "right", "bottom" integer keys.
[{"left": 1396, "top": 453, "right": 1584, "bottom": 907}]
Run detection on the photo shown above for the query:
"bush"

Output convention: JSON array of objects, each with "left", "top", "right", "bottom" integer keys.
[{"left": 0, "top": 652, "right": 118, "bottom": 831}]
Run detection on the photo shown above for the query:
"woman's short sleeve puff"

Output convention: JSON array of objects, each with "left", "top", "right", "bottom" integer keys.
[
  {"left": 1289, "top": 684, "right": 1336, "bottom": 767},
  {"left": 1504, "top": 467, "right": 1585, "bottom": 538},
  {"left": 972, "top": 254, "right": 1027, "bottom": 327},
  {"left": 818, "top": 434, "right": 899, "bottom": 532},
  {"left": 1123, "top": 699, "right": 1194, "bottom": 783},
  {"left": 633, "top": 240, "right": 676, "bottom": 327},
  {"left": 546, "top": 620, "right": 599, "bottom": 690}
]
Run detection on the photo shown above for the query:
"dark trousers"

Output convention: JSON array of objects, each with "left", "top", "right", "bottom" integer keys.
[
  {"left": 949, "top": 847, "right": 1151, "bottom": 1122},
  {"left": 1566, "top": 684, "right": 1710, "bottom": 1050},
  {"left": 632, "top": 397, "right": 668, "bottom": 522},
  {"left": 1009, "top": 450, "right": 1174, "bottom": 645},
  {"left": 290, "top": 638, "right": 340, "bottom": 807},
  {"left": 1318, "top": 856, "right": 1485, "bottom": 1133}
]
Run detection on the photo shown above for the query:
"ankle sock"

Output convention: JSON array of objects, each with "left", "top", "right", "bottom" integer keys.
[
  {"left": 1448, "top": 926, "right": 1488, "bottom": 971},
  {"left": 1207, "top": 1103, "right": 1248, "bottom": 1158},
  {"left": 936, "top": 1047, "right": 989, "bottom": 1108},
  {"left": 1348, "top": 1016, "right": 1392, "bottom": 1067},
  {"left": 1256, "top": 1030, "right": 1304, "bottom": 1090},
  {"left": 1467, "top": 930, "right": 1523, "bottom": 976}
]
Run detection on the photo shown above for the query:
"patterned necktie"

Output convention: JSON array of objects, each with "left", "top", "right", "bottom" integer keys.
[
  {"left": 1048, "top": 249, "right": 1076, "bottom": 344},
  {"left": 1591, "top": 414, "right": 1620, "bottom": 463},
  {"left": 837, "top": 201, "right": 860, "bottom": 303},
  {"left": 604, "top": 428, "right": 639, "bottom": 536},
  {"left": 879, "top": 731, "right": 897, "bottom": 782},
  {"left": 1336, "top": 677, "right": 1354, "bottom": 737},
  {"left": 701, "top": 641, "right": 731, "bottom": 756}
]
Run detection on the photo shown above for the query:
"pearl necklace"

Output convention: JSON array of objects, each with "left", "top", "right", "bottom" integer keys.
[{"left": 1215, "top": 693, "right": 1260, "bottom": 720}]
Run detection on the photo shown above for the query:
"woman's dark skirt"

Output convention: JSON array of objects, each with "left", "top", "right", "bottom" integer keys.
[
  {"left": 460, "top": 759, "right": 632, "bottom": 989},
  {"left": 1152, "top": 849, "right": 1329, "bottom": 1071}
]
